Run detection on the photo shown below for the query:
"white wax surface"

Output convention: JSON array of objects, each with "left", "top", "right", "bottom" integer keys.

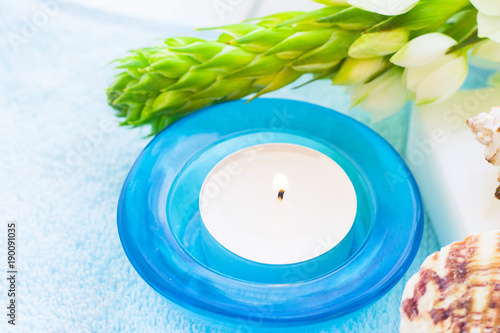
[{"left": 199, "top": 143, "right": 357, "bottom": 265}]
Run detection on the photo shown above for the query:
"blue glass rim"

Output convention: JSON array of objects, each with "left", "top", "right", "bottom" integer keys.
[{"left": 117, "top": 98, "right": 424, "bottom": 325}]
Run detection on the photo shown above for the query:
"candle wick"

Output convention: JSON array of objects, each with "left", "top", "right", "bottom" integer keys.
[{"left": 278, "top": 189, "right": 285, "bottom": 201}]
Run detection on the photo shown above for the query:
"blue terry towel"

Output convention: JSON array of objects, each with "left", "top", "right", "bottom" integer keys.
[{"left": 0, "top": 1, "right": 439, "bottom": 332}]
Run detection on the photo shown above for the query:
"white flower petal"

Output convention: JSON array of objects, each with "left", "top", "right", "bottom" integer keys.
[
  {"left": 390, "top": 33, "right": 457, "bottom": 68},
  {"left": 351, "top": 67, "right": 408, "bottom": 121},
  {"left": 467, "top": 54, "right": 500, "bottom": 70},
  {"left": 470, "top": 0, "right": 500, "bottom": 16},
  {"left": 472, "top": 39, "right": 500, "bottom": 62},
  {"left": 414, "top": 56, "right": 468, "bottom": 105},
  {"left": 488, "top": 71, "right": 500, "bottom": 86},
  {"left": 347, "top": 0, "right": 419, "bottom": 16},
  {"left": 405, "top": 53, "right": 459, "bottom": 92},
  {"left": 477, "top": 12, "right": 500, "bottom": 43},
  {"left": 312, "top": 0, "right": 349, "bottom": 5}
]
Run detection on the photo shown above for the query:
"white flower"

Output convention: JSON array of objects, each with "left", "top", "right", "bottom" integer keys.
[
  {"left": 405, "top": 53, "right": 468, "bottom": 105},
  {"left": 470, "top": 0, "right": 500, "bottom": 16},
  {"left": 477, "top": 13, "right": 500, "bottom": 43},
  {"left": 404, "top": 54, "right": 454, "bottom": 92},
  {"left": 351, "top": 67, "right": 409, "bottom": 121},
  {"left": 470, "top": 0, "right": 500, "bottom": 43},
  {"left": 346, "top": 0, "right": 419, "bottom": 16},
  {"left": 472, "top": 39, "right": 500, "bottom": 62},
  {"left": 469, "top": 39, "right": 500, "bottom": 69},
  {"left": 390, "top": 33, "right": 457, "bottom": 68}
]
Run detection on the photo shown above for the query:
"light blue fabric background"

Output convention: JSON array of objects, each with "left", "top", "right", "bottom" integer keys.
[{"left": 1, "top": 1, "right": 440, "bottom": 332}]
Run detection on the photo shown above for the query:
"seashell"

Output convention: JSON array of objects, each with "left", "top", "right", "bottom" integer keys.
[
  {"left": 467, "top": 106, "right": 500, "bottom": 200},
  {"left": 400, "top": 230, "right": 500, "bottom": 333},
  {"left": 467, "top": 106, "right": 500, "bottom": 166}
]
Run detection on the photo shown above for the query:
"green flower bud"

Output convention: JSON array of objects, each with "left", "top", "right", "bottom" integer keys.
[
  {"left": 333, "top": 57, "right": 389, "bottom": 85},
  {"left": 129, "top": 94, "right": 158, "bottom": 125},
  {"left": 114, "top": 53, "right": 149, "bottom": 69},
  {"left": 107, "top": 73, "right": 136, "bottom": 107},
  {"left": 225, "top": 85, "right": 259, "bottom": 101},
  {"left": 203, "top": 24, "right": 263, "bottom": 41},
  {"left": 251, "top": 66, "right": 302, "bottom": 99},
  {"left": 144, "top": 55, "right": 199, "bottom": 79},
  {"left": 291, "top": 59, "right": 341, "bottom": 73},
  {"left": 164, "top": 69, "right": 219, "bottom": 92},
  {"left": 151, "top": 90, "right": 192, "bottom": 114},
  {"left": 253, "top": 73, "right": 280, "bottom": 89},
  {"left": 265, "top": 30, "right": 334, "bottom": 59},
  {"left": 126, "top": 73, "right": 176, "bottom": 92},
  {"left": 225, "top": 55, "right": 289, "bottom": 79},
  {"left": 192, "top": 78, "right": 253, "bottom": 100},
  {"left": 248, "top": 12, "right": 304, "bottom": 29},
  {"left": 292, "top": 30, "right": 360, "bottom": 69},
  {"left": 168, "top": 41, "right": 227, "bottom": 62},
  {"left": 196, "top": 47, "right": 256, "bottom": 73},
  {"left": 233, "top": 28, "right": 294, "bottom": 53},
  {"left": 349, "top": 29, "right": 409, "bottom": 59},
  {"left": 277, "top": 6, "right": 347, "bottom": 30},
  {"left": 164, "top": 37, "right": 204, "bottom": 47},
  {"left": 146, "top": 50, "right": 183, "bottom": 65},
  {"left": 108, "top": 73, "right": 135, "bottom": 93},
  {"left": 112, "top": 91, "right": 149, "bottom": 123},
  {"left": 318, "top": 7, "right": 388, "bottom": 30},
  {"left": 176, "top": 98, "right": 215, "bottom": 114},
  {"left": 126, "top": 68, "right": 142, "bottom": 79},
  {"left": 295, "top": 65, "right": 341, "bottom": 88}
]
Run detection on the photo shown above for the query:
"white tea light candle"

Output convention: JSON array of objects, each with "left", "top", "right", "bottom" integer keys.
[
  {"left": 199, "top": 143, "right": 357, "bottom": 265},
  {"left": 119, "top": 99, "right": 424, "bottom": 322}
]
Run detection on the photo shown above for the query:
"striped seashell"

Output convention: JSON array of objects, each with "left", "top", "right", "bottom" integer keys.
[{"left": 400, "top": 230, "right": 500, "bottom": 333}]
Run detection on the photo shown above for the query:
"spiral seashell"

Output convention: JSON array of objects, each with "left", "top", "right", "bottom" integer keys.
[
  {"left": 468, "top": 107, "right": 500, "bottom": 200},
  {"left": 467, "top": 106, "right": 500, "bottom": 166},
  {"left": 496, "top": 173, "right": 500, "bottom": 200},
  {"left": 400, "top": 230, "right": 500, "bottom": 333}
]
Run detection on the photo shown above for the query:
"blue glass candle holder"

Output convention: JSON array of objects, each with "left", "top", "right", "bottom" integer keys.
[{"left": 118, "top": 98, "right": 423, "bottom": 325}]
